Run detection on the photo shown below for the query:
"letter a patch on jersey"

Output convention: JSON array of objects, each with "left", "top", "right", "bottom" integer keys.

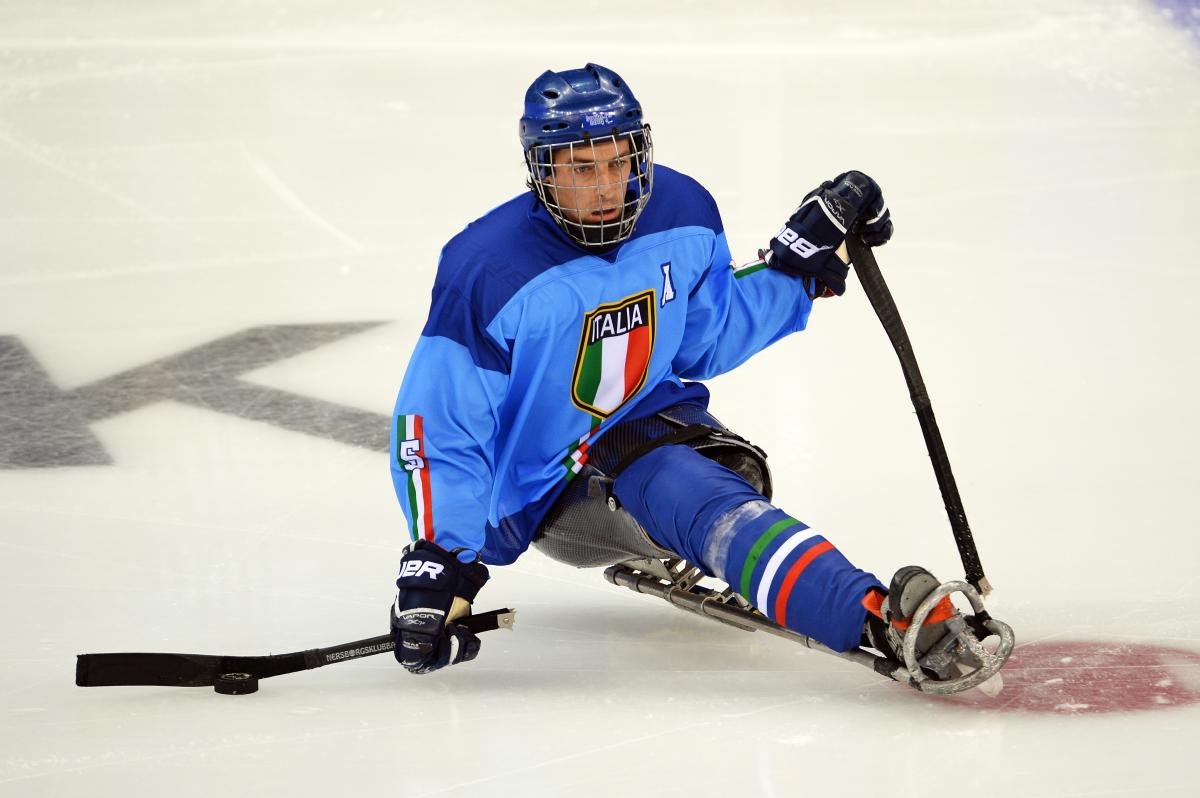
[
  {"left": 396, "top": 414, "right": 434, "bottom": 542},
  {"left": 571, "top": 289, "right": 656, "bottom": 419}
]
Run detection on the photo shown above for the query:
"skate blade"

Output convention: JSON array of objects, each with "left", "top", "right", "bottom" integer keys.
[
  {"left": 952, "top": 660, "right": 1004, "bottom": 697},
  {"left": 974, "top": 669, "right": 1004, "bottom": 697}
]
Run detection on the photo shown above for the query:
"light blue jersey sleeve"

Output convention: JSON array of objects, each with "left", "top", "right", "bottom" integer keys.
[
  {"left": 672, "top": 230, "right": 815, "bottom": 380},
  {"left": 390, "top": 281, "right": 510, "bottom": 555}
]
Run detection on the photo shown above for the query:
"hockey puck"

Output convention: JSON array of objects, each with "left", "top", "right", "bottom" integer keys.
[{"left": 214, "top": 672, "right": 259, "bottom": 695}]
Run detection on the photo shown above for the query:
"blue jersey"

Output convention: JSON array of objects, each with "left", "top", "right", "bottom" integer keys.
[{"left": 390, "top": 165, "right": 814, "bottom": 565}]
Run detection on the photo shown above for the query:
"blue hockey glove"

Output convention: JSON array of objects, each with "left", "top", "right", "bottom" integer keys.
[
  {"left": 390, "top": 540, "right": 490, "bottom": 675},
  {"left": 767, "top": 170, "right": 893, "bottom": 297}
]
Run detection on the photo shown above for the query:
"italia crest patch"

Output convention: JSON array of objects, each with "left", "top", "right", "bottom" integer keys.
[{"left": 571, "top": 289, "right": 656, "bottom": 418}]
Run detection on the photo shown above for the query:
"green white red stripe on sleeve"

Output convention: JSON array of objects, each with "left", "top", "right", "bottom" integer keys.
[{"left": 396, "top": 414, "right": 434, "bottom": 542}]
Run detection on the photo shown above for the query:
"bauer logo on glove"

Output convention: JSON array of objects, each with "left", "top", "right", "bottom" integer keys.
[
  {"left": 767, "top": 169, "right": 893, "bottom": 297},
  {"left": 399, "top": 559, "right": 445, "bottom": 580},
  {"left": 773, "top": 227, "right": 832, "bottom": 260}
]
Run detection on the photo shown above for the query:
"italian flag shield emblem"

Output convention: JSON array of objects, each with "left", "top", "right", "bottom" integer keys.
[{"left": 571, "top": 289, "right": 656, "bottom": 418}]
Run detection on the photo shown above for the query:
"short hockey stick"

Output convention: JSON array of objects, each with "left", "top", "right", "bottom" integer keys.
[
  {"left": 76, "top": 608, "right": 516, "bottom": 692},
  {"left": 846, "top": 238, "right": 991, "bottom": 595}
]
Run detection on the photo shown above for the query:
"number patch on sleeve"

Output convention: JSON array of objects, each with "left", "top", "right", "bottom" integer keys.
[
  {"left": 399, "top": 438, "right": 426, "bottom": 471},
  {"left": 396, "top": 414, "right": 434, "bottom": 541}
]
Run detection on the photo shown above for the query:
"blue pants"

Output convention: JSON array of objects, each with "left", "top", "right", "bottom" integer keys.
[{"left": 613, "top": 445, "right": 881, "bottom": 652}]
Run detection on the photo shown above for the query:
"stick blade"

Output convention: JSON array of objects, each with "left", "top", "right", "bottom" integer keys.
[{"left": 76, "top": 652, "right": 226, "bottom": 687}]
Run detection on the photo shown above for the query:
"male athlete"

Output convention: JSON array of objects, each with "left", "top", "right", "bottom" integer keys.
[{"left": 388, "top": 64, "right": 962, "bottom": 680}]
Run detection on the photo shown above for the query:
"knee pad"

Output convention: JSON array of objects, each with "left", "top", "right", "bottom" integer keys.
[
  {"left": 532, "top": 405, "right": 771, "bottom": 568},
  {"left": 613, "top": 444, "right": 766, "bottom": 570}
]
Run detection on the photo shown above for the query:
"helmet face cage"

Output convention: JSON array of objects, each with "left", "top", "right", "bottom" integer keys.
[{"left": 525, "top": 125, "right": 654, "bottom": 249}]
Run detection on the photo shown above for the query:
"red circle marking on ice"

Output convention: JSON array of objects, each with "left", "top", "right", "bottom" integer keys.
[{"left": 946, "top": 640, "right": 1200, "bottom": 715}]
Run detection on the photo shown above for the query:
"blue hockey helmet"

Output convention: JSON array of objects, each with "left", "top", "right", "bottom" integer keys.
[
  {"left": 520, "top": 63, "right": 646, "bottom": 149},
  {"left": 520, "top": 64, "right": 654, "bottom": 248}
]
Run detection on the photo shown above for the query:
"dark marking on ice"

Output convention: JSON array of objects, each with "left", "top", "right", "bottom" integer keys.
[
  {"left": 0, "top": 323, "right": 390, "bottom": 469},
  {"left": 0, "top": 336, "right": 112, "bottom": 468}
]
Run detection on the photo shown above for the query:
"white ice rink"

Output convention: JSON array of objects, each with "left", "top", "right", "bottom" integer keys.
[{"left": 3, "top": 1, "right": 1200, "bottom": 795}]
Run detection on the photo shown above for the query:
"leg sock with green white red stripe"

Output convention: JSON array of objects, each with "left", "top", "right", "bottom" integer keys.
[
  {"left": 706, "top": 503, "right": 882, "bottom": 652},
  {"left": 614, "top": 444, "right": 882, "bottom": 653}
]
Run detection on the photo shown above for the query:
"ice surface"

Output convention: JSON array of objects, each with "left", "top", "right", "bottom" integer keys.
[{"left": 2, "top": 1, "right": 1199, "bottom": 795}]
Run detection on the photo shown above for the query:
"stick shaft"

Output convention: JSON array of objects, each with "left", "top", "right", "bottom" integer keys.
[
  {"left": 76, "top": 608, "right": 515, "bottom": 687},
  {"left": 846, "top": 239, "right": 990, "bottom": 593},
  {"left": 308, "top": 607, "right": 515, "bottom": 668}
]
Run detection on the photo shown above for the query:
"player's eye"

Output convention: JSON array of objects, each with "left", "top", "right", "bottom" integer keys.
[{"left": 572, "top": 164, "right": 595, "bottom": 176}]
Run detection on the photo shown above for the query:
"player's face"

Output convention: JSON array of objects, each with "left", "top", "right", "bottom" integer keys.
[{"left": 546, "top": 137, "right": 634, "bottom": 226}]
